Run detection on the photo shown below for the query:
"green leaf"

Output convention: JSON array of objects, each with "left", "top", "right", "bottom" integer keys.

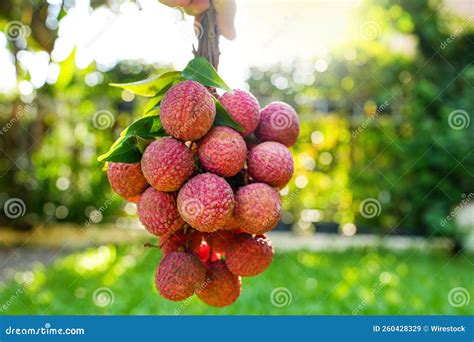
[
  {"left": 98, "top": 136, "right": 142, "bottom": 163},
  {"left": 143, "top": 95, "right": 163, "bottom": 114},
  {"left": 214, "top": 99, "right": 244, "bottom": 132},
  {"left": 182, "top": 57, "right": 232, "bottom": 92},
  {"left": 98, "top": 116, "right": 166, "bottom": 163},
  {"left": 121, "top": 115, "right": 165, "bottom": 139},
  {"left": 109, "top": 71, "right": 181, "bottom": 97}
]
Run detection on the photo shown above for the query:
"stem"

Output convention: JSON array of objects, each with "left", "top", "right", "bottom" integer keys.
[{"left": 195, "top": 0, "right": 220, "bottom": 69}]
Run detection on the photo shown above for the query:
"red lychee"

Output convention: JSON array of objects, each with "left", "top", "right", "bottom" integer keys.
[
  {"left": 160, "top": 80, "right": 216, "bottom": 141},
  {"left": 141, "top": 138, "right": 195, "bottom": 192},
  {"left": 138, "top": 187, "right": 184, "bottom": 236},
  {"left": 220, "top": 89, "right": 260, "bottom": 137},
  {"left": 196, "top": 260, "right": 241, "bottom": 307},
  {"left": 161, "top": 229, "right": 187, "bottom": 255},
  {"left": 155, "top": 252, "right": 206, "bottom": 301},
  {"left": 226, "top": 234, "right": 274, "bottom": 276},
  {"left": 107, "top": 162, "right": 148, "bottom": 199},
  {"left": 207, "top": 230, "right": 235, "bottom": 255},
  {"left": 235, "top": 183, "right": 281, "bottom": 235},
  {"left": 255, "top": 101, "right": 299, "bottom": 147},
  {"left": 198, "top": 126, "right": 247, "bottom": 177},
  {"left": 177, "top": 173, "right": 234, "bottom": 232},
  {"left": 247, "top": 141, "right": 294, "bottom": 188}
]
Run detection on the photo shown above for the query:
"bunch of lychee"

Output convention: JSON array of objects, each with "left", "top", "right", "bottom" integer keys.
[{"left": 106, "top": 80, "right": 299, "bottom": 307}]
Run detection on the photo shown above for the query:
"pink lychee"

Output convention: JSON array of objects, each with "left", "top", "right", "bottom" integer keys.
[
  {"left": 255, "top": 101, "right": 299, "bottom": 147},
  {"left": 220, "top": 89, "right": 260, "bottom": 137},
  {"left": 235, "top": 183, "right": 281, "bottom": 235},
  {"left": 141, "top": 137, "right": 195, "bottom": 192},
  {"left": 107, "top": 162, "right": 148, "bottom": 199},
  {"left": 138, "top": 187, "right": 184, "bottom": 236},
  {"left": 247, "top": 141, "right": 294, "bottom": 188},
  {"left": 160, "top": 80, "right": 216, "bottom": 141},
  {"left": 177, "top": 173, "right": 234, "bottom": 232},
  {"left": 198, "top": 126, "right": 247, "bottom": 177}
]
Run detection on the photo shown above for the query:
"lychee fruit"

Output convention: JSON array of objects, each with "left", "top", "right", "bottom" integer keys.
[
  {"left": 138, "top": 187, "right": 184, "bottom": 236},
  {"left": 222, "top": 214, "right": 240, "bottom": 230},
  {"left": 155, "top": 252, "right": 206, "bottom": 301},
  {"left": 255, "top": 101, "right": 299, "bottom": 147},
  {"left": 220, "top": 89, "right": 260, "bottom": 137},
  {"left": 235, "top": 183, "right": 281, "bottom": 235},
  {"left": 141, "top": 138, "right": 195, "bottom": 192},
  {"left": 160, "top": 80, "right": 216, "bottom": 141},
  {"left": 107, "top": 162, "right": 148, "bottom": 199},
  {"left": 247, "top": 141, "right": 294, "bottom": 188},
  {"left": 207, "top": 230, "right": 235, "bottom": 255},
  {"left": 226, "top": 234, "right": 274, "bottom": 276},
  {"left": 177, "top": 173, "right": 234, "bottom": 232},
  {"left": 161, "top": 229, "right": 187, "bottom": 255},
  {"left": 161, "top": 229, "right": 210, "bottom": 261},
  {"left": 198, "top": 126, "right": 247, "bottom": 177},
  {"left": 196, "top": 260, "right": 241, "bottom": 307}
]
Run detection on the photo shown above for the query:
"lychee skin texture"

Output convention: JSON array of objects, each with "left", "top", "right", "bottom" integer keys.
[
  {"left": 226, "top": 234, "right": 274, "bottom": 276},
  {"left": 155, "top": 252, "right": 206, "bottom": 302},
  {"left": 141, "top": 138, "right": 195, "bottom": 192},
  {"left": 198, "top": 126, "right": 247, "bottom": 177},
  {"left": 235, "top": 183, "right": 281, "bottom": 235},
  {"left": 196, "top": 260, "right": 241, "bottom": 307},
  {"left": 255, "top": 101, "right": 299, "bottom": 147},
  {"left": 107, "top": 162, "right": 148, "bottom": 199},
  {"left": 160, "top": 80, "right": 216, "bottom": 141},
  {"left": 220, "top": 90, "right": 260, "bottom": 137},
  {"left": 207, "top": 230, "right": 235, "bottom": 255},
  {"left": 177, "top": 173, "right": 235, "bottom": 232},
  {"left": 161, "top": 230, "right": 187, "bottom": 255},
  {"left": 138, "top": 187, "right": 184, "bottom": 236},
  {"left": 248, "top": 141, "right": 294, "bottom": 188}
]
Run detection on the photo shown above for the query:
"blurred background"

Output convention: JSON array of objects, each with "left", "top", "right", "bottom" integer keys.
[{"left": 0, "top": 0, "right": 472, "bottom": 315}]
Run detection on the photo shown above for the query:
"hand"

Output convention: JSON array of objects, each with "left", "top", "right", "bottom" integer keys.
[{"left": 160, "top": 0, "right": 236, "bottom": 40}]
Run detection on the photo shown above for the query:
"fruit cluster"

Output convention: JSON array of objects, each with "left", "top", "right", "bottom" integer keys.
[{"left": 106, "top": 80, "right": 299, "bottom": 307}]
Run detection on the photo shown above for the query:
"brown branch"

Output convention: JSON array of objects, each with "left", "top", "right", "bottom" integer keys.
[{"left": 195, "top": 0, "right": 220, "bottom": 70}]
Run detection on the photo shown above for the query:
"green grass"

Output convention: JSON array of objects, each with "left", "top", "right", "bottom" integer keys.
[{"left": 0, "top": 244, "right": 472, "bottom": 315}]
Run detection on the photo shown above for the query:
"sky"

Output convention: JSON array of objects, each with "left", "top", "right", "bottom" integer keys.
[{"left": 0, "top": 0, "right": 472, "bottom": 94}]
